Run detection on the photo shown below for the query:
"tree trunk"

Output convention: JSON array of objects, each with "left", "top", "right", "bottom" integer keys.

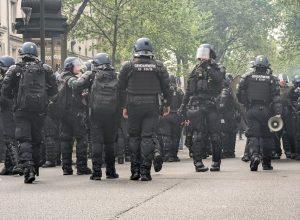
[{"left": 60, "top": 33, "right": 68, "bottom": 67}]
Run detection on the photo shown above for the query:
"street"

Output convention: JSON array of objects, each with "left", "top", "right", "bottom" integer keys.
[{"left": 0, "top": 138, "right": 299, "bottom": 220}]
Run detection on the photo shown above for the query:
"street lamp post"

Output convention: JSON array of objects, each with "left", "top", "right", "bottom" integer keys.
[{"left": 40, "top": 0, "right": 46, "bottom": 63}]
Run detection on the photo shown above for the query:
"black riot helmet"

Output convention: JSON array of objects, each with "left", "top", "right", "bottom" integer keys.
[
  {"left": 133, "top": 38, "right": 154, "bottom": 58},
  {"left": 19, "top": 42, "right": 38, "bottom": 59},
  {"left": 253, "top": 55, "right": 270, "bottom": 69},
  {"left": 64, "top": 57, "right": 84, "bottom": 72},
  {"left": 196, "top": 44, "right": 216, "bottom": 60},
  {"left": 93, "top": 53, "right": 112, "bottom": 66},
  {"left": 0, "top": 56, "right": 15, "bottom": 73},
  {"left": 84, "top": 60, "right": 93, "bottom": 71},
  {"left": 293, "top": 75, "right": 300, "bottom": 87}
]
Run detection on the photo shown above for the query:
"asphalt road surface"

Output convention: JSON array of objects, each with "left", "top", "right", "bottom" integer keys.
[{"left": 0, "top": 138, "right": 299, "bottom": 220}]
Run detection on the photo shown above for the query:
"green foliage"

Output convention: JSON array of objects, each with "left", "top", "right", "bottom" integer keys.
[{"left": 62, "top": 0, "right": 300, "bottom": 76}]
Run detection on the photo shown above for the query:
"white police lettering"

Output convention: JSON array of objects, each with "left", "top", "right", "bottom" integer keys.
[
  {"left": 251, "top": 74, "right": 270, "bottom": 81},
  {"left": 134, "top": 64, "right": 156, "bottom": 72}
]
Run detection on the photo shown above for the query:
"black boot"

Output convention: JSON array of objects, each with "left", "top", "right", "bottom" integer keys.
[
  {"left": 250, "top": 157, "right": 260, "bottom": 171},
  {"left": 130, "top": 171, "right": 140, "bottom": 180},
  {"left": 24, "top": 162, "right": 36, "bottom": 184},
  {"left": 285, "top": 151, "right": 291, "bottom": 159},
  {"left": 90, "top": 170, "right": 102, "bottom": 181},
  {"left": 42, "top": 161, "right": 56, "bottom": 168},
  {"left": 262, "top": 158, "right": 273, "bottom": 170},
  {"left": 56, "top": 158, "right": 62, "bottom": 166},
  {"left": 106, "top": 167, "right": 119, "bottom": 179},
  {"left": 140, "top": 173, "right": 152, "bottom": 181},
  {"left": 62, "top": 165, "right": 73, "bottom": 175},
  {"left": 0, "top": 166, "right": 13, "bottom": 175},
  {"left": 77, "top": 166, "right": 92, "bottom": 175},
  {"left": 117, "top": 157, "right": 124, "bottom": 164},
  {"left": 141, "top": 167, "right": 152, "bottom": 181},
  {"left": 153, "top": 153, "right": 163, "bottom": 172},
  {"left": 194, "top": 160, "right": 209, "bottom": 172},
  {"left": 12, "top": 164, "right": 23, "bottom": 176},
  {"left": 210, "top": 161, "right": 221, "bottom": 172},
  {"left": 241, "top": 155, "right": 250, "bottom": 162}
]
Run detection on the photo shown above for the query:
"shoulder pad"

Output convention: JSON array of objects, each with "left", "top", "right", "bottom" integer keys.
[
  {"left": 7, "top": 64, "right": 18, "bottom": 72},
  {"left": 121, "top": 61, "right": 132, "bottom": 68},
  {"left": 42, "top": 63, "right": 52, "bottom": 71},
  {"left": 155, "top": 60, "right": 164, "bottom": 67},
  {"left": 241, "top": 71, "right": 253, "bottom": 79}
]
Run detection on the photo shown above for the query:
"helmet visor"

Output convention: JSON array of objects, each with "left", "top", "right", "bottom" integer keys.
[{"left": 196, "top": 47, "right": 210, "bottom": 60}]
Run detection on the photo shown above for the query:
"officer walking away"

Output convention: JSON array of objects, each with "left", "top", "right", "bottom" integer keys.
[
  {"left": 178, "top": 44, "right": 225, "bottom": 172},
  {"left": 0, "top": 55, "right": 23, "bottom": 175},
  {"left": 236, "top": 55, "right": 282, "bottom": 171},
  {"left": 1, "top": 42, "right": 58, "bottom": 183},
  {"left": 69, "top": 53, "right": 120, "bottom": 180},
  {"left": 158, "top": 75, "right": 183, "bottom": 162},
  {"left": 220, "top": 73, "right": 238, "bottom": 158},
  {"left": 119, "top": 38, "right": 171, "bottom": 181},
  {"left": 289, "top": 75, "right": 300, "bottom": 160},
  {"left": 58, "top": 57, "right": 91, "bottom": 175}
]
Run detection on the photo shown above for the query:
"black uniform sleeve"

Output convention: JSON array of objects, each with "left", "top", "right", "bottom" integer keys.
[
  {"left": 236, "top": 73, "right": 248, "bottom": 105},
  {"left": 181, "top": 69, "right": 197, "bottom": 107},
  {"left": 210, "top": 63, "right": 225, "bottom": 83},
  {"left": 157, "top": 61, "right": 171, "bottom": 106},
  {"left": 43, "top": 64, "right": 58, "bottom": 98},
  {"left": 270, "top": 75, "right": 282, "bottom": 115},
  {"left": 118, "top": 61, "right": 132, "bottom": 108},
  {"left": 1, "top": 65, "right": 19, "bottom": 100},
  {"left": 67, "top": 71, "right": 93, "bottom": 91}
]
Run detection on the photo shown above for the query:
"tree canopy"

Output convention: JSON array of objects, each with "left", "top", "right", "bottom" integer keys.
[{"left": 62, "top": 0, "right": 300, "bottom": 77}]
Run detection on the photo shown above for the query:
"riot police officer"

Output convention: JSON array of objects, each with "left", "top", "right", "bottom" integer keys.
[
  {"left": 158, "top": 75, "right": 183, "bottom": 162},
  {"left": 237, "top": 55, "right": 282, "bottom": 171},
  {"left": 59, "top": 57, "right": 91, "bottom": 175},
  {"left": 68, "top": 53, "right": 120, "bottom": 180},
  {"left": 0, "top": 55, "right": 23, "bottom": 175},
  {"left": 1, "top": 42, "right": 58, "bottom": 183},
  {"left": 179, "top": 44, "right": 225, "bottom": 172},
  {"left": 118, "top": 38, "right": 171, "bottom": 181},
  {"left": 289, "top": 75, "right": 300, "bottom": 160},
  {"left": 273, "top": 74, "right": 292, "bottom": 159},
  {"left": 220, "top": 73, "right": 239, "bottom": 158}
]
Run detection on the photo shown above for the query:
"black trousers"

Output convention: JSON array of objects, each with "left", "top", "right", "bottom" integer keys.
[
  {"left": 245, "top": 105, "right": 274, "bottom": 160},
  {"left": 158, "top": 112, "right": 182, "bottom": 158},
  {"left": 187, "top": 105, "right": 222, "bottom": 163},
  {"left": 127, "top": 102, "right": 160, "bottom": 175},
  {"left": 60, "top": 111, "right": 88, "bottom": 168},
  {"left": 1, "top": 107, "right": 18, "bottom": 168},
  {"left": 90, "top": 112, "right": 117, "bottom": 174},
  {"left": 14, "top": 110, "right": 45, "bottom": 167},
  {"left": 222, "top": 111, "right": 237, "bottom": 155},
  {"left": 116, "top": 118, "right": 129, "bottom": 158},
  {"left": 43, "top": 116, "right": 60, "bottom": 162}
]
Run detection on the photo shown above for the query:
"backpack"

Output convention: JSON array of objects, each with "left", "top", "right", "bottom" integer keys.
[
  {"left": 90, "top": 70, "right": 118, "bottom": 115},
  {"left": 16, "top": 62, "right": 48, "bottom": 112}
]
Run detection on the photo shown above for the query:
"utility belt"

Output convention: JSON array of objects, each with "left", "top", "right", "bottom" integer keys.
[
  {"left": 248, "top": 99, "right": 270, "bottom": 107},
  {"left": 188, "top": 96, "right": 218, "bottom": 108},
  {"left": 127, "top": 94, "right": 158, "bottom": 105}
]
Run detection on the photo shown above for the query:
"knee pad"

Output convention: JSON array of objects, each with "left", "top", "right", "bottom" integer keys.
[
  {"left": 211, "top": 133, "right": 221, "bottom": 145},
  {"left": 141, "top": 137, "right": 155, "bottom": 159},
  {"left": 129, "top": 137, "right": 141, "bottom": 153}
]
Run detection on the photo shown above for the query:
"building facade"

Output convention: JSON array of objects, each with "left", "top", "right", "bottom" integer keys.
[{"left": 0, "top": 0, "right": 95, "bottom": 67}]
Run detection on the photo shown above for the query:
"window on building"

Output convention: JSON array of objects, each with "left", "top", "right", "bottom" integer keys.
[{"left": 11, "top": 1, "right": 17, "bottom": 32}]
